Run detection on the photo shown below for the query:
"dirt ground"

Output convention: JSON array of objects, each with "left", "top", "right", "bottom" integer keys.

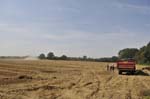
[{"left": 0, "top": 60, "right": 149, "bottom": 99}]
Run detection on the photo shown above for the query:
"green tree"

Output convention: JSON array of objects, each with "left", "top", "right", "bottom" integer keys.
[
  {"left": 135, "top": 42, "right": 150, "bottom": 64},
  {"left": 118, "top": 48, "right": 139, "bottom": 59},
  {"left": 83, "top": 56, "right": 87, "bottom": 60},
  {"left": 111, "top": 56, "right": 118, "bottom": 62},
  {"left": 47, "top": 52, "right": 55, "bottom": 59},
  {"left": 60, "top": 55, "right": 67, "bottom": 60},
  {"left": 145, "top": 42, "right": 150, "bottom": 63},
  {"left": 38, "top": 53, "right": 46, "bottom": 59}
]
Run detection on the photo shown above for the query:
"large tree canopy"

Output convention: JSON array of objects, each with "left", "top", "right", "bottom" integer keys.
[
  {"left": 135, "top": 42, "right": 150, "bottom": 64},
  {"left": 118, "top": 48, "right": 139, "bottom": 59}
]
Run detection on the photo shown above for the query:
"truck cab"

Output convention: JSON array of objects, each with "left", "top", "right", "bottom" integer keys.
[{"left": 117, "top": 59, "right": 136, "bottom": 75}]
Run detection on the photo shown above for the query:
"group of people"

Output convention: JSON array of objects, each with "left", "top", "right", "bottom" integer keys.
[{"left": 107, "top": 63, "right": 115, "bottom": 72}]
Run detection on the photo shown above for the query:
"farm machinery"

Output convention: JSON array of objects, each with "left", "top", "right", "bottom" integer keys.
[{"left": 117, "top": 59, "right": 136, "bottom": 75}]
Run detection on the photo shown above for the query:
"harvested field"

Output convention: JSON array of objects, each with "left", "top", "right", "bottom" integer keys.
[{"left": 0, "top": 60, "right": 149, "bottom": 99}]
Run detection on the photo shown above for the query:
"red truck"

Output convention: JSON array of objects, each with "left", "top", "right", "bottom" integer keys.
[{"left": 117, "top": 59, "right": 136, "bottom": 75}]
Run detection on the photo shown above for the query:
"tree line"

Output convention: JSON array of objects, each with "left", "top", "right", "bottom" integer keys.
[
  {"left": 38, "top": 52, "right": 118, "bottom": 62},
  {"left": 118, "top": 42, "right": 150, "bottom": 64},
  {"left": 38, "top": 52, "right": 68, "bottom": 60},
  {"left": 38, "top": 41, "right": 150, "bottom": 64}
]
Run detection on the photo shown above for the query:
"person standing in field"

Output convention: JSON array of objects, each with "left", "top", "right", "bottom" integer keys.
[
  {"left": 110, "top": 64, "right": 115, "bottom": 72},
  {"left": 107, "top": 63, "right": 115, "bottom": 72}
]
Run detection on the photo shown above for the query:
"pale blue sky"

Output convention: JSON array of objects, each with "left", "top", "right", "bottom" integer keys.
[{"left": 0, "top": 0, "right": 150, "bottom": 58}]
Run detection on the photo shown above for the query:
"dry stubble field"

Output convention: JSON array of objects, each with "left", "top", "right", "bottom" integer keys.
[{"left": 0, "top": 60, "right": 149, "bottom": 99}]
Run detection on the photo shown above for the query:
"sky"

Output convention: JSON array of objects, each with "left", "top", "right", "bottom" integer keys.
[{"left": 0, "top": 0, "right": 150, "bottom": 58}]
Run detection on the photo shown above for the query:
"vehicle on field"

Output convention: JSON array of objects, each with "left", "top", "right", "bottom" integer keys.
[{"left": 117, "top": 59, "right": 136, "bottom": 75}]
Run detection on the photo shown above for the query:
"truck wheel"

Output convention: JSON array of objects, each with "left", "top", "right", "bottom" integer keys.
[{"left": 119, "top": 71, "right": 122, "bottom": 75}]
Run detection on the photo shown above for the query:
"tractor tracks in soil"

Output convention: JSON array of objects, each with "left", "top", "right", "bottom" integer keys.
[{"left": 0, "top": 60, "right": 150, "bottom": 99}]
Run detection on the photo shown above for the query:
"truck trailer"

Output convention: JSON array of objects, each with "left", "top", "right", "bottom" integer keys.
[{"left": 117, "top": 59, "right": 136, "bottom": 75}]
